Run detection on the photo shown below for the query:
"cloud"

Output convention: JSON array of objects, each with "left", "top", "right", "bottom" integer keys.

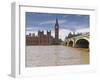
[
  {"left": 59, "top": 29, "right": 72, "bottom": 41},
  {"left": 51, "top": 29, "right": 72, "bottom": 41},
  {"left": 26, "top": 27, "right": 34, "bottom": 31},
  {"left": 26, "top": 26, "right": 46, "bottom": 31},
  {"left": 39, "top": 19, "right": 66, "bottom": 25},
  {"left": 76, "top": 28, "right": 89, "bottom": 33},
  {"left": 26, "top": 12, "right": 89, "bottom": 34},
  {"left": 60, "top": 23, "right": 89, "bottom": 31}
]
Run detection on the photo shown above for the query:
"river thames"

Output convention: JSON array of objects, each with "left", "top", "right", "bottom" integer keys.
[{"left": 26, "top": 45, "right": 89, "bottom": 67}]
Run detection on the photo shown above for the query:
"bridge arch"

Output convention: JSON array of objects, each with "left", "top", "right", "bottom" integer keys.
[
  {"left": 75, "top": 39, "right": 89, "bottom": 48},
  {"left": 68, "top": 40, "right": 74, "bottom": 47}
]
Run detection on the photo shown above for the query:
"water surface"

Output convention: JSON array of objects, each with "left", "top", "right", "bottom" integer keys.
[{"left": 26, "top": 45, "right": 89, "bottom": 67}]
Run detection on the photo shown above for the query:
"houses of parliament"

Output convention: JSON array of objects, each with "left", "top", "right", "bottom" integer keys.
[{"left": 26, "top": 19, "right": 61, "bottom": 45}]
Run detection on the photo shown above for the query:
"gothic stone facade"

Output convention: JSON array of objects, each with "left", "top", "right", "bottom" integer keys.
[{"left": 26, "top": 19, "right": 59, "bottom": 45}]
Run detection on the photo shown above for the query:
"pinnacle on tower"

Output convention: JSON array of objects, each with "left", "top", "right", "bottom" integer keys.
[{"left": 55, "top": 18, "right": 59, "bottom": 27}]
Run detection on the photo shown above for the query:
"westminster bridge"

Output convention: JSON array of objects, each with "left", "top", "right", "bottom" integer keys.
[{"left": 64, "top": 32, "right": 89, "bottom": 48}]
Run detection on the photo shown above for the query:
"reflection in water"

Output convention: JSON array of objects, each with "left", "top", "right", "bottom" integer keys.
[{"left": 26, "top": 45, "right": 89, "bottom": 67}]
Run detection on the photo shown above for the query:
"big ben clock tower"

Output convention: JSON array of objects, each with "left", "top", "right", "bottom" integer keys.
[{"left": 55, "top": 18, "right": 59, "bottom": 44}]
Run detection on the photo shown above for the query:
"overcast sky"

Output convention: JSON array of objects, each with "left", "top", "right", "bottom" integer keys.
[{"left": 26, "top": 12, "right": 89, "bottom": 40}]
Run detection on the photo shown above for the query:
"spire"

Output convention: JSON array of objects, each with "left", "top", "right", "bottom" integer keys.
[
  {"left": 56, "top": 18, "right": 58, "bottom": 24},
  {"left": 55, "top": 18, "right": 59, "bottom": 27}
]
